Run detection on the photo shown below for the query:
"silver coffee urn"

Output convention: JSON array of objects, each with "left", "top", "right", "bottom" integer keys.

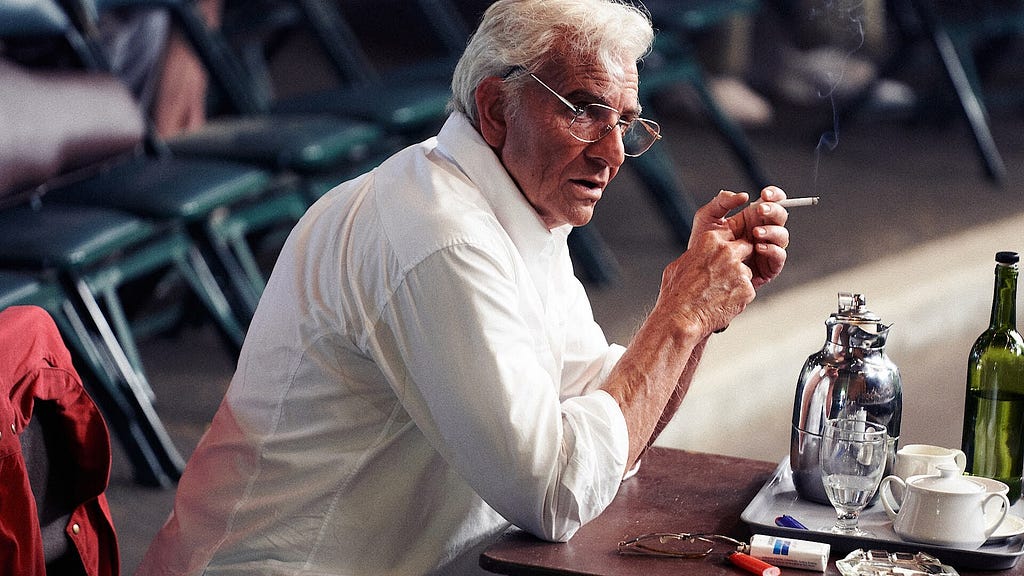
[{"left": 790, "top": 292, "right": 902, "bottom": 504}]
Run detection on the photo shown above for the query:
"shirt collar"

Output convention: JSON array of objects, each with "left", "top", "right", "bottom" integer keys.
[{"left": 434, "top": 113, "right": 573, "bottom": 260}]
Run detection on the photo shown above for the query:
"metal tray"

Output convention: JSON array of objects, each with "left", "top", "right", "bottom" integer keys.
[{"left": 741, "top": 459, "right": 1024, "bottom": 570}]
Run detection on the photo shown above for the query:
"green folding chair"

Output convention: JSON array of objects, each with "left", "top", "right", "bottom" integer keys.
[
  {"left": 0, "top": 272, "right": 184, "bottom": 487},
  {"left": 218, "top": 0, "right": 456, "bottom": 140},
  {"left": 892, "top": 0, "right": 1024, "bottom": 183},
  {"left": 13, "top": 0, "right": 382, "bottom": 325}
]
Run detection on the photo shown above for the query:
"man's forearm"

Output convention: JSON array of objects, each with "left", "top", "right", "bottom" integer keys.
[
  {"left": 601, "top": 311, "right": 706, "bottom": 469},
  {"left": 647, "top": 335, "right": 708, "bottom": 449}
]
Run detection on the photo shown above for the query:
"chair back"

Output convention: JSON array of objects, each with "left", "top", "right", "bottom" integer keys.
[
  {"left": 0, "top": 0, "right": 104, "bottom": 67},
  {"left": 0, "top": 58, "right": 146, "bottom": 207},
  {"left": 68, "top": 0, "right": 268, "bottom": 114}
]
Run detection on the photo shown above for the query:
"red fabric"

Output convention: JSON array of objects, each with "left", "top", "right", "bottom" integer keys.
[{"left": 0, "top": 305, "right": 120, "bottom": 576}]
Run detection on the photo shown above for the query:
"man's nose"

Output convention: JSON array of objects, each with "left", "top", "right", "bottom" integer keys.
[{"left": 585, "top": 126, "right": 626, "bottom": 167}]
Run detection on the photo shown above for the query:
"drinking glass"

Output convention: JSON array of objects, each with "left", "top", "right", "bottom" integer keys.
[{"left": 819, "top": 417, "right": 888, "bottom": 536}]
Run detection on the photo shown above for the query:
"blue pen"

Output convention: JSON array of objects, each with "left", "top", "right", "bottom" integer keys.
[{"left": 774, "top": 515, "right": 808, "bottom": 530}]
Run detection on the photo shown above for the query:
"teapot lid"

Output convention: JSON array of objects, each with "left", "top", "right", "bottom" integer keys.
[{"left": 908, "top": 465, "right": 983, "bottom": 494}]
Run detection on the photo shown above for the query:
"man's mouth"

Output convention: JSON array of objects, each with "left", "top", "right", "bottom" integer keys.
[{"left": 570, "top": 179, "right": 605, "bottom": 198}]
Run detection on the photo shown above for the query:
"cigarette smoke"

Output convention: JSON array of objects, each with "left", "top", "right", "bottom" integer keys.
[{"left": 811, "top": 0, "right": 869, "bottom": 184}]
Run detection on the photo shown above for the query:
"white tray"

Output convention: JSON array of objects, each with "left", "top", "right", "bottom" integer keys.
[{"left": 741, "top": 459, "right": 1024, "bottom": 570}]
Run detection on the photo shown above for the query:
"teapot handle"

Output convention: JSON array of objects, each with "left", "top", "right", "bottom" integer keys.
[
  {"left": 879, "top": 475, "right": 904, "bottom": 520},
  {"left": 983, "top": 493, "right": 1011, "bottom": 538}
]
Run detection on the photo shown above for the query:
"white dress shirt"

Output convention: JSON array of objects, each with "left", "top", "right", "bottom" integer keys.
[{"left": 136, "top": 113, "right": 629, "bottom": 576}]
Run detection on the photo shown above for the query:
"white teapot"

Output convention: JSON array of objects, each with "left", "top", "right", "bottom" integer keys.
[{"left": 880, "top": 465, "right": 1009, "bottom": 550}]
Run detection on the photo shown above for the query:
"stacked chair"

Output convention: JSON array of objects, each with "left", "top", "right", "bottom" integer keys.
[
  {"left": 0, "top": 271, "right": 184, "bottom": 488},
  {"left": 0, "top": 0, "right": 378, "bottom": 485},
  {"left": 228, "top": 0, "right": 719, "bottom": 284},
  {"left": 55, "top": 0, "right": 388, "bottom": 316},
  {"left": 219, "top": 0, "right": 459, "bottom": 151},
  {"left": 137, "top": 0, "right": 625, "bottom": 283},
  {"left": 881, "top": 0, "right": 1024, "bottom": 183},
  {"left": 0, "top": 56, "right": 197, "bottom": 487}
]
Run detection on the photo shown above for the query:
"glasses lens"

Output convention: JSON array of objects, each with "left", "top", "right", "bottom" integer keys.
[
  {"left": 566, "top": 104, "right": 661, "bottom": 157},
  {"left": 569, "top": 106, "right": 661, "bottom": 157},
  {"left": 626, "top": 534, "right": 714, "bottom": 558},
  {"left": 568, "top": 104, "right": 616, "bottom": 142},
  {"left": 622, "top": 118, "right": 660, "bottom": 157}
]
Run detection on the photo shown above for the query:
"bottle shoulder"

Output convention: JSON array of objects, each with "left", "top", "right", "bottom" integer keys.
[{"left": 972, "top": 329, "right": 1024, "bottom": 352}]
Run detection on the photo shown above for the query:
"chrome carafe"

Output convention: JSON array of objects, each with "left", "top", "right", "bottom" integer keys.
[{"left": 790, "top": 292, "right": 902, "bottom": 504}]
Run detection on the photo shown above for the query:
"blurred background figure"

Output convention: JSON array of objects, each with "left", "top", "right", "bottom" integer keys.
[
  {"left": 97, "top": 0, "right": 222, "bottom": 137},
  {"left": 654, "top": 0, "right": 916, "bottom": 129}
]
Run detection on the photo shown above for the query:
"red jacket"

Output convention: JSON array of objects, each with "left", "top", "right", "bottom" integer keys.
[{"left": 0, "top": 305, "right": 119, "bottom": 576}]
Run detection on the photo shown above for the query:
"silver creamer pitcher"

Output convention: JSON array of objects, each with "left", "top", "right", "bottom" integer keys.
[{"left": 790, "top": 292, "right": 902, "bottom": 504}]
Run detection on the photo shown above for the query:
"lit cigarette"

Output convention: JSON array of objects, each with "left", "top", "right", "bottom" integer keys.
[
  {"left": 775, "top": 196, "right": 819, "bottom": 208},
  {"left": 731, "top": 196, "right": 819, "bottom": 216}
]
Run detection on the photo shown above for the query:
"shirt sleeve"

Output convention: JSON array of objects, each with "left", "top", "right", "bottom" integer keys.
[{"left": 370, "top": 242, "right": 628, "bottom": 542}]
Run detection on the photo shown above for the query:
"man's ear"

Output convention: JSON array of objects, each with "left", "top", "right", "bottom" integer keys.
[{"left": 475, "top": 76, "right": 507, "bottom": 150}]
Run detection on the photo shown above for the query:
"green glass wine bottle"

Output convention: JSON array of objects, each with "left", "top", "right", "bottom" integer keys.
[{"left": 962, "top": 251, "right": 1024, "bottom": 503}]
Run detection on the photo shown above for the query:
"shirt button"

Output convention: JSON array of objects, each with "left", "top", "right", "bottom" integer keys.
[{"left": 72, "top": 524, "right": 81, "bottom": 535}]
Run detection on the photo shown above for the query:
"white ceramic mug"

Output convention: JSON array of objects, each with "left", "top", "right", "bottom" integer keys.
[
  {"left": 890, "top": 444, "right": 967, "bottom": 499},
  {"left": 880, "top": 466, "right": 1009, "bottom": 550}
]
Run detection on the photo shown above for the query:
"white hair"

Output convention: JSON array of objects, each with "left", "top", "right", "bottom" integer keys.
[{"left": 449, "top": 0, "right": 654, "bottom": 124}]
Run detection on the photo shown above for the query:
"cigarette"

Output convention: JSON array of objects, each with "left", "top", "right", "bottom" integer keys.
[
  {"left": 775, "top": 196, "right": 819, "bottom": 208},
  {"left": 727, "top": 196, "right": 819, "bottom": 218}
]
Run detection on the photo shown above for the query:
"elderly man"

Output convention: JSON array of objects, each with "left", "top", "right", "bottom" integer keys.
[{"left": 136, "top": 0, "right": 790, "bottom": 574}]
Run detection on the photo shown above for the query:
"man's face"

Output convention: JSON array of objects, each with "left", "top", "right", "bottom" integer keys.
[{"left": 496, "top": 57, "right": 640, "bottom": 230}]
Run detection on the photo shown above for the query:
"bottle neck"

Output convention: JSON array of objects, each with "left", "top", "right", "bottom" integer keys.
[{"left": 990, "top": 263, "right": 1019, "bottom": 330}]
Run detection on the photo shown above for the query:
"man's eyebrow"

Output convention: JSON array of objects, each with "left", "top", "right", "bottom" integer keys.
[{"left": 563, "top": 88, "right": 643, "bottom": 116}]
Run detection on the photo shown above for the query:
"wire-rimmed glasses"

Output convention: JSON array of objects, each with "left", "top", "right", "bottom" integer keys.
[
  {"left": 521, "top": 71, "right": 662, "bottom": 157},
  {"left": 617, "top": 532, "right": 744, "bottom": 558}
]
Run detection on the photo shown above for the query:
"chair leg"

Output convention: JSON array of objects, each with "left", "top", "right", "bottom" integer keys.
[
  {"left": 209, "top": 236, "right": 262, "bottom": 320},
  {"left": 174, "top": 242, "right": 248, "bottom": 351},
  {"left": 295, "top": 0, "right": 378, "bottom": 84},
  {"left": 687, "top": 73, "right": 771, "bottom": 189},
  {"left": 68, "top": 278, "right": 185, "bottom": 487},
  {"left": 931, "top": 27, "right": 1006, "bottom": 183},
  {"left": 909, "top": 0, "right": 1007, "bottom": 183},
  {"left": 627, "top": 143, "right": 699, "bottom": 247},
  {"left": 204, "top": 188, "right": 310, "bottom": 323},
  {"left": 96, "top": 282, "right": 150, "bottom": 398},
  {"left": 568, "top": 224, "right": 621, "bottom": 286}
]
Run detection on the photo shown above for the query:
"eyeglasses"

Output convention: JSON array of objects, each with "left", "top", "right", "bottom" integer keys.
[
  {"left": 524, "top": 72, "right": 662, "bottom": 157},
  {"left": 617, "top": 532, "right": 745, "bottom": 558}
]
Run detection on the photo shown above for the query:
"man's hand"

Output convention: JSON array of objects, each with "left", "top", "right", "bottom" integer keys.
[{"left": 724, "top": 186, "right": 790, "bottom": 289}]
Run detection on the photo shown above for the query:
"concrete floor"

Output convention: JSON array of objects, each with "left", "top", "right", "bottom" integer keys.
[{"left": 104, "top": 32, "right": 1024, "bottom": 575}]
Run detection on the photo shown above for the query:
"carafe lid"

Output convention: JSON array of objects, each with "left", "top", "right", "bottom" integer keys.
[
  {"left": 833, "top": 292, "right": 881, "bottom": 324},
  {"left": 825, "top": 293, "right": 891, "bottom": 348}
]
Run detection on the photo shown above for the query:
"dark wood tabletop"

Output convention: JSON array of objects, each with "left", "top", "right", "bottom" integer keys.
[{"left": 479, "top": 447, "right": 1024, "bottom": 576}]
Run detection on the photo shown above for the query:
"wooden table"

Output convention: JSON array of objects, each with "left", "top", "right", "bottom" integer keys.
[{"left": 479, "top": 447, "right": 1024, "bottom": 576}]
